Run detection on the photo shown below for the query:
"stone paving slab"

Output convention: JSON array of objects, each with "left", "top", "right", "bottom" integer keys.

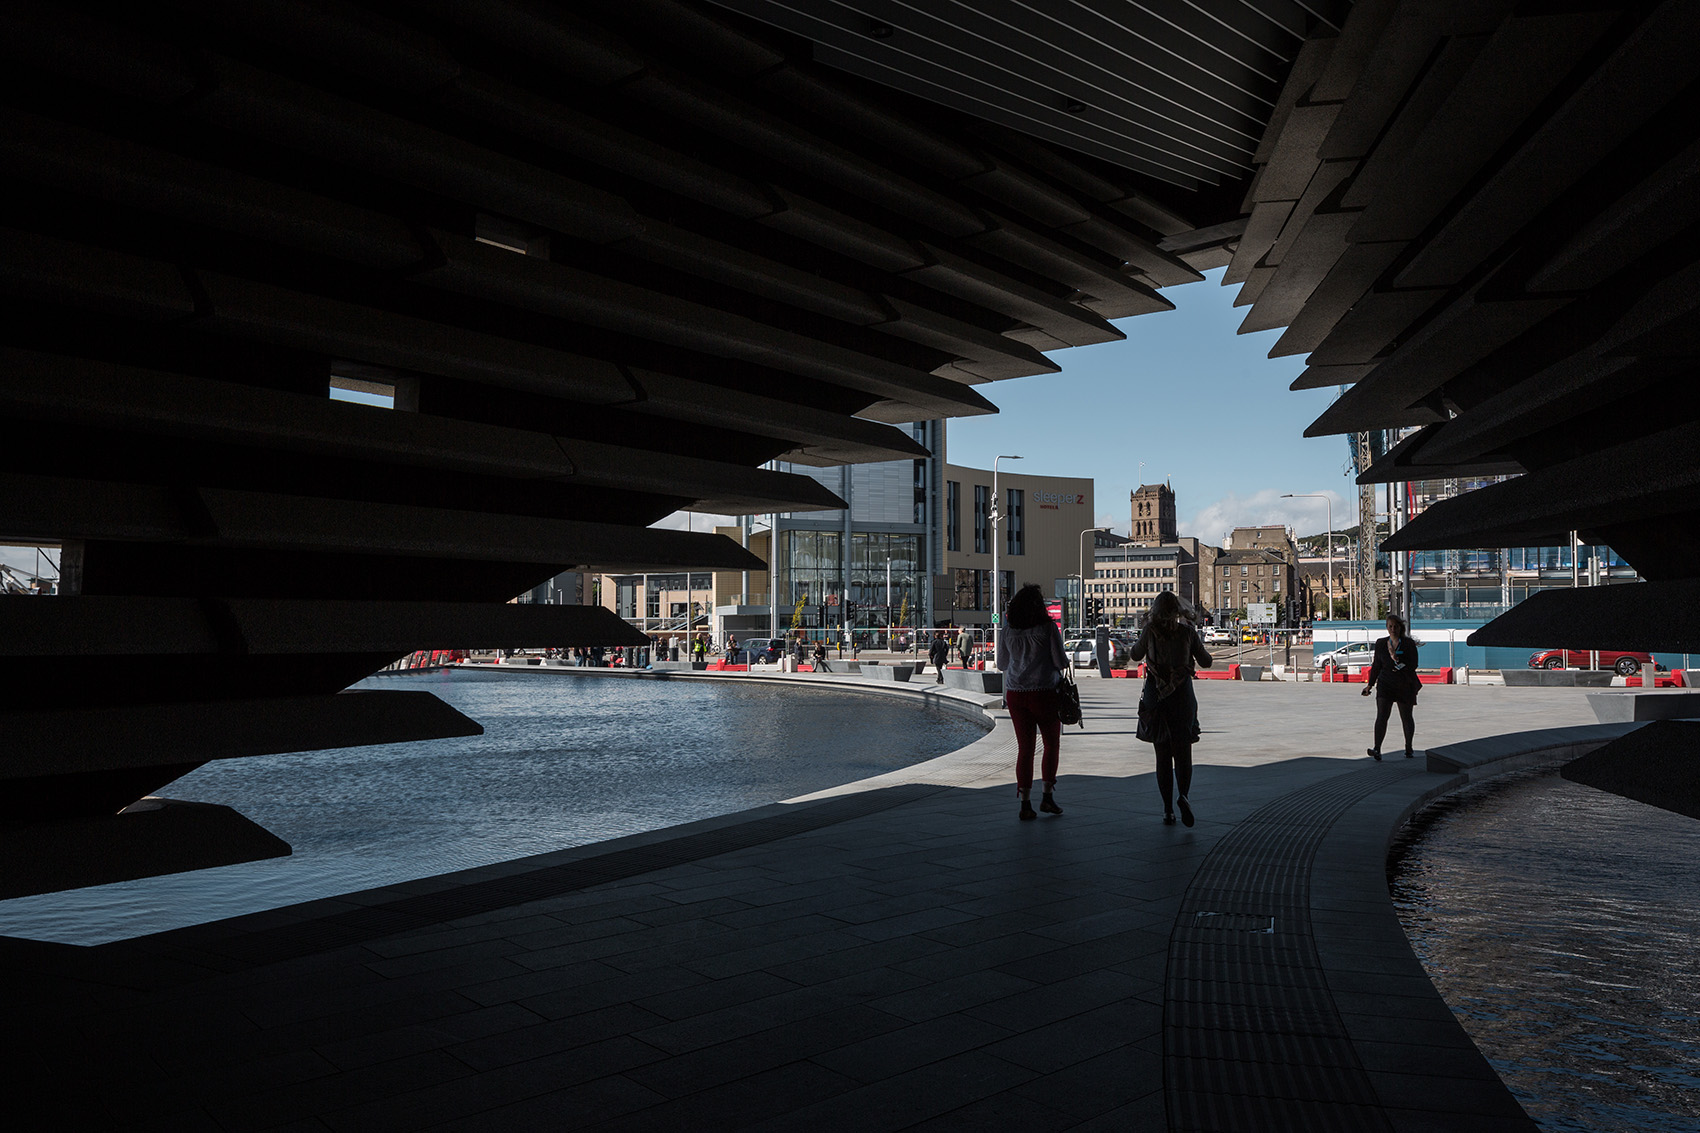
[{"left": 3, "top": 677, "right": 1620, "bottom": 1129}]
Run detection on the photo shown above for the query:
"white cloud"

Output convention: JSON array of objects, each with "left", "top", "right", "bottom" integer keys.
[
  {"left": 1094, "top": 513, "right": 1129, "bottom": 536},
  {"left": 1183, "top": 489, "right": 1348, "bottom": 544},
  {"left": 648, "top": 510, "right": 739, "bottom": 533}
]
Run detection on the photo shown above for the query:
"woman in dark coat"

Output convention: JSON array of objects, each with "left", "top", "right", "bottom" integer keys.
[
  {"left": 1362, "top": 614, "right": 1420, "bottom": 759},
  {"left": 1129, "top": 592, "right": 1213, "bottom": 826}
]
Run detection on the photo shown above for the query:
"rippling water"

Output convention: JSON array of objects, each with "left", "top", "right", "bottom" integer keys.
[
  {"left": 1389, "top": 769, "right": 1700, "bottom": 1132},
  {"left": 0, "top": 670, "right": 986, "bottom": 945}
]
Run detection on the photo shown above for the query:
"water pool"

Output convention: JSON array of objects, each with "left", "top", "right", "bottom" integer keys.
[
  {"left": 0, "top": 670, "right": 987, "bottom": 945},
  {"left": 1389, "top": 768, "right": 1700, "bottom": 1132}
]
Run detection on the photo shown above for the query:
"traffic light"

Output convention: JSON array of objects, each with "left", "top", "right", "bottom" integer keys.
[{"left": 845, "top": 601, "right": 857, "bottom": 624}]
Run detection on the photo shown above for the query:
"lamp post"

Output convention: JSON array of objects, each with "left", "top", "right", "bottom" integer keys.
[
  {"left": 1078, "top": 526, "right": 1105, "bottom": 634},
  {"left": 991, "top": 454, "right": 1022, "bottom": 661},
  {"left": 1282, "top": 493, "right": 1331, "bottom": 625}
]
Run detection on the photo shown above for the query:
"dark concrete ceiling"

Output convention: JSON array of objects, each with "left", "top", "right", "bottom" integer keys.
[{"left": 7, "top": 0, "right": 1697, "bottom": 891}]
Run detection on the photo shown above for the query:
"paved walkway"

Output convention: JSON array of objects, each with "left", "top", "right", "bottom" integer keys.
[{"left": 7, "top": 678, "right": 1605, "bottom": 1130}]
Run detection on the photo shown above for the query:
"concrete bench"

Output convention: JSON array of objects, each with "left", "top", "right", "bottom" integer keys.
[
  {"left": 1502, "top": 669, "right": 1614, "bottom": 687},
  {"left": 861, "top": 664, "right": 913, "bottom": 683},
  {"left": 942, "top": 669, "right": 1002, "bottom": 694},
  {"left": 1586, "top": 689, "right": 1700, "bottom": 723}
]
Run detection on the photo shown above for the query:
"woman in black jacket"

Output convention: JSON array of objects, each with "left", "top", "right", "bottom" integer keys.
[
  {"left": 1362, "top": 614, "right": 1420, "bottom": 759},
  {"left": 1129, "top": 592, "right": 1213, "bottom": 826}
]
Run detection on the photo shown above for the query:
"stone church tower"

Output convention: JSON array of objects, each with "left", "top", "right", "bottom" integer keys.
[{"left": 1129, "top": 483, "right": 1177, "bottom": 545}]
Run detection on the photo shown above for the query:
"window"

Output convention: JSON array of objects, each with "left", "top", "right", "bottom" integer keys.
[
  {"left": 973, "top": 485, "right": 989, "bottom": 554},
  {"left": 946, "top": 481, "right": 960, "bottom": 552},
  {"left": 1006, "top": 489, "right": 1024, "bottom": 555},
  {"left": 1241, "top": 565, "right": 1248, "bottom": 576}
]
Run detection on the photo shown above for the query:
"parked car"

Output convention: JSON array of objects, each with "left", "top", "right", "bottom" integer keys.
[
  {"left": 1314, "top": 640, "right": 1376, "bottom": 668},
  {"left": 1062, "top": 638, "right": 1128, "bottom": 668},
  {"left": 738, "top": 637, "right": 782, "bottom": 663},
  {"left": 1202, "top": 627, "right": 1234, "bottom": 646},
  {"left": 1527, "top": 648, "right": 1651, "bottom": 675}
]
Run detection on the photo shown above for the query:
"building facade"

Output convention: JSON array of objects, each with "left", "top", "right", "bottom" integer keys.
[
  {"left": 1128, "top": 483, "right": 1177, "bottom": 545},
  {"left": 941, "top": 461, "right": 1095, "bottom": 629}
]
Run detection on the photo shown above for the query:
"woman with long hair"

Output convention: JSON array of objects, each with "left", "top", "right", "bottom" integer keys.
[
  {"left": 1362, "top": 613, "right": 1419, "bottom": 759},
  {"left": 1129, "top": 591, "right": 1213, "bottom": 826},
  {"left": 996, "top": 583, "right": 1070, "bottom": 821}
]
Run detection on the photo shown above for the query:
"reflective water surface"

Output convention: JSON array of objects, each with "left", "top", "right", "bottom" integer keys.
[
  {"left": 1389, "top": 769, "right": 1700, "bottom": 1132},
  {"left": 0, "top": 671, "right": 986, "bottom": 945}
]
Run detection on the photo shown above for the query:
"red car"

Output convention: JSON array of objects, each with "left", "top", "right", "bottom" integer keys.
[{"left": 1527, "top": 649, "right": 1652, "bottom": 675}]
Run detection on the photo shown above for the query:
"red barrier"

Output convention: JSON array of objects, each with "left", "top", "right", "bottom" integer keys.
[
  {"left": 1625, "top": 673, "right": 1681, "bottom": 688},
  {"left": 1417, "top": 669, "right": 1454, "bottom": 685},
  {"left": 707, "top": 662, "right": 749, "bottom": 672},
  {"left": 1194, "top": 666, "right": 1237, "bottom": 680}
]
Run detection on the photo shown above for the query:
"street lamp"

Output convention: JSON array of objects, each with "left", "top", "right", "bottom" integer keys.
[
  {"left": 1078, "top": 526, "right": 1106, "bottom": 633},
  {"left": 991, "top": 454, "right": 1022, "bottom": 661},
  {"left": 1282, "top": 493, "right": 1332, "bottom": 624}
]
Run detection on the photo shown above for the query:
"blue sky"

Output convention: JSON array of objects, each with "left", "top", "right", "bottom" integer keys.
[{"left": 945, "top": 267, "right": 1349, "bottom": 543}]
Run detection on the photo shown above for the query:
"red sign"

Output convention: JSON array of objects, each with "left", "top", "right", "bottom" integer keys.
[{"left": 1046, "top": 601, "right": 1063, "bottom": 629}]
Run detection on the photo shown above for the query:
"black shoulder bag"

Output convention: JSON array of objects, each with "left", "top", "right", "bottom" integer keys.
[{"left": 1056, "top": 667, "right": 1083, "bottom": 728}]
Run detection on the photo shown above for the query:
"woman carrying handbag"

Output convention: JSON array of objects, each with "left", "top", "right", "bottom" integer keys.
[
  {"left": 997, "top": 584, "right": 1070, "bottom": 821},
  {"left": 1130, "top": 592, "right": 1213, "bottom": 826}
]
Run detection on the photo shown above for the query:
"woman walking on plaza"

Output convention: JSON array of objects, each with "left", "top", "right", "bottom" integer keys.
[
  {"left": 997, "top": 584, "right": 1069, "bottom": 821},
  {"left": 1130, "top": 591, "right": 1213, "bottom": 826},
  {"left": 1363, "top": 614, "right": 1420, "bottom": 759}
]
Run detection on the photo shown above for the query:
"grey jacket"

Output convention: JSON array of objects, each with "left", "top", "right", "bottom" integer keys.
[{"left": 997, "top": 621, "right": 1068, "bottom": 692}]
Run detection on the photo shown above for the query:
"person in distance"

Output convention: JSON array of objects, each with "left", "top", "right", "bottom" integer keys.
[{"left": 1362, "top": 614, "right": 1419, "bottom": 760}]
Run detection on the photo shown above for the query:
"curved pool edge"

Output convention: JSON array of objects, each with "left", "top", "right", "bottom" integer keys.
[
  {"left": 51, "top": 668, "right": 1018, "bottom": 956},
  {"left": 1304, "top": 723, "right": 1650, "bottom": 1126}
]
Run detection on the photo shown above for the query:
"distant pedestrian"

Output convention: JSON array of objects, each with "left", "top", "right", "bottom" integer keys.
[
  {"left": 1363, "top": 614, "right": 1420, "bottom": 759},
  {"left": 692, "top": 636, "right": 706, "bottom": 662},
  {"left": 956, "top": 626, "right": 973, "bottom": 669},
  {"left": 928, "top": 631, "right": 950, "bottom": 684},
  {"left": 813, "top": 639, "right": 829, "bottom": 673},
  {"left": 1130, "top": 592, "right": 1213, "bottom": 827},
  {"left": 725, "top": 633, "right": 738, "bottom": 662},
  {"left": 999, "top": 585, "right": 1069, "bottom": 821}
]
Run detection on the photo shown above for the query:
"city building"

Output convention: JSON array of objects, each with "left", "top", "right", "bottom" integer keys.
[
  {"left": 1211, "top": 548, "right": 1297, "bottom": 622},
  {"left": 1396, "top": 476, "right": 1638, "bottom": 620},
  {"left": 942, "top": 461, "right": 1095, "bottom": 630},
  {"left": 1128, "top": 483, "right": 1177, "bottom": 545},
  {"left": 691, "top": 444, "right": 1094, "bottom": 640}
]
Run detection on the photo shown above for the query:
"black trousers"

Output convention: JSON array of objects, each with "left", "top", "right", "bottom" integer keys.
[
  {"left": 1373, "top": 693, "right": 1416, "bottom": 753},
  {"left": 1154, "top": 740, "right": 1193, "bottom": 810}
]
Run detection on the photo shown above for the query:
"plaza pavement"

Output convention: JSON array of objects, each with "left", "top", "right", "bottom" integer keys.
[{"left": 7, "top": 675, "right": 1605, "bottom": 1131}]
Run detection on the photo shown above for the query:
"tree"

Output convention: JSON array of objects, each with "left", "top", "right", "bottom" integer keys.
[
  {"left": 897, "top": 596, "right": 910, "bottom": 628},
  {"left": 790, "top": 595, "right": 806, "bottom": 630}
]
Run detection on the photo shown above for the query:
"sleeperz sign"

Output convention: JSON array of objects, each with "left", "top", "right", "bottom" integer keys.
[{"left": 1032, "top": 488, "right": 1085, "bottom": 509}]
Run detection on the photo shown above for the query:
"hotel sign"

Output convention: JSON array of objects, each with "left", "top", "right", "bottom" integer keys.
[{"left": 1032, "top": 488, "right": 1086, "bottom": 510}]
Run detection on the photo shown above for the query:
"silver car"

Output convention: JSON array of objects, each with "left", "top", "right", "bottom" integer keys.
[{"left": 1314, "top": 640, "right": 1375, "bottom": 668}]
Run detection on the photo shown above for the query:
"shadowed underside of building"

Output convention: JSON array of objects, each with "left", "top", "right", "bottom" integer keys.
[{"left": 2, "top": 2, "right": 1696, "bottom": 900}]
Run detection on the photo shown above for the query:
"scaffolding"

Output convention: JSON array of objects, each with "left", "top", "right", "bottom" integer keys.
[{"left": 1350, "top": 430, "right": 1378, "bottom": 619}]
